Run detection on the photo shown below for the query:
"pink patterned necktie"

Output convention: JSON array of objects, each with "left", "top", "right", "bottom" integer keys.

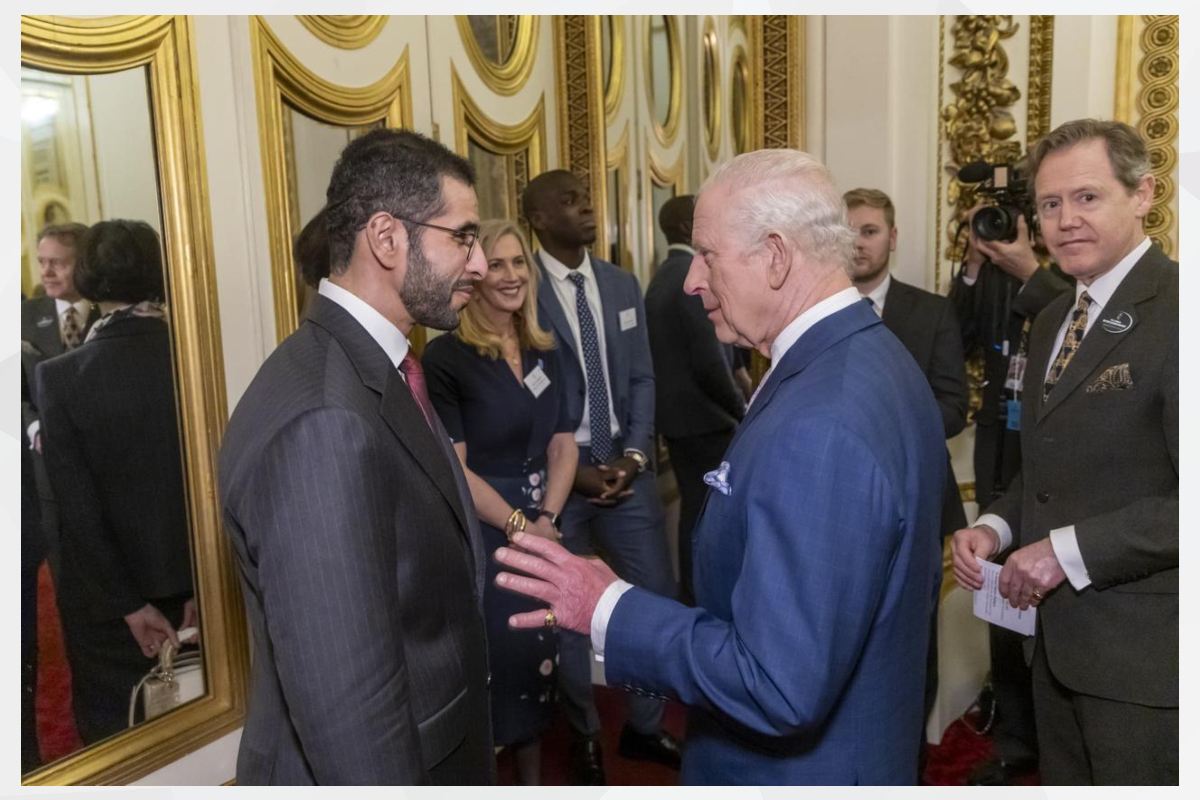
[{"left": 399, "top": 351, "right": 436, "bottom": 431}]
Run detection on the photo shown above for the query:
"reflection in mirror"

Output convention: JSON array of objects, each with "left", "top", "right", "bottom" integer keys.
[
  {"left": 731, "top": 48, "right": 751, "bottom": 156},
  {"left": 284, "top": 104, "right": 382, "bottom": 319},
  {"left": 649, "top": 16, "right": 671, "bottom": 126},
  {"left": 20, "top": 65, "right": 203, "bottom": 776},
  {"left": 467, "top": 15, "right": 517, "bottom": 65},
  {"left": 606, "top": 165, "right": 623, "bottom": 268},
  {"left": 702, "top": 22, "right": 720, "bottom": 159},
  {"left": 651, "top": 181, "right": 676, "bottom": 270}
]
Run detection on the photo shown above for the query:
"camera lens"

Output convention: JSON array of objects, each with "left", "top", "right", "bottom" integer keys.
[{"left": 972, "top": 206, "right": 1016, "bottom": 242}]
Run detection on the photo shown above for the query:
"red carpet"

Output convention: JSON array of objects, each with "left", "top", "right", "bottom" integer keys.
[
  {"left": 497, "top": 690, "right": 1040, "bottom": 785},
  {"left": 34, "top": 562, "right": 84, "bottom": 765}
]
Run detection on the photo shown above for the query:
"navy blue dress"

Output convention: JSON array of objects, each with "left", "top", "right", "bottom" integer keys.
[{"left": 422, "top": 333, "right": 576, "bottom": 747}]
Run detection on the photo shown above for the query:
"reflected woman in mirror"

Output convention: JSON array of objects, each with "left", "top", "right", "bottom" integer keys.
[
  {"left": 36, "top": 219, "right": 196, "bottom": 745},
  {"left": 422, "top": 220, "right": 580, "bottom": 785}
]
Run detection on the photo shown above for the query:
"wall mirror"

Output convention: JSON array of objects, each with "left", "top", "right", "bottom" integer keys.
[
  {"left": 646, "top": 146, "right": 686, "bottom": 271},
  {"left": 456, "top": 15, "right": 539, "bottom": 96},
  {"left": 453, "top": 69, "right": 547, "bottom": 243},
  {"left": 251, "top": 16, "right": 412, "bottom": 343},
  {"left": 605, "top": 124, "right": 632, "bottom": 270},
  {"left": 644, "top": 15, "right": 682, "bottom": 145},
  {"left": 702, "top": 18, "right": 721, "bottom": 160},
  {"left": 731, "top": 46, "right": 751, "bottom": 156},
  {"left": 21, "top": 15, "right": 246, "bottom": 785}
]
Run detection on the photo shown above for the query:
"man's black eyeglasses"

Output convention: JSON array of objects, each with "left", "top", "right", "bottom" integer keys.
[{"left": 396, "top": 216, "right": 479, "bottom": 262}]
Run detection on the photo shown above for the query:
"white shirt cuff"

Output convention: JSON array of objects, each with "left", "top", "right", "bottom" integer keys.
[
  {"left": 27, "top": 419, "right": 40, "bottom": 448},
  {"left": 1049, "top": 525, "right": 1091, "bottom": 590},
  {"left": 975, "top": 513, "right": 1012, "bottom": 555},
  {"left": 961, "top": 273, "right": 977, "bottom": 286},
  {"left": 590, "top": 579, "right": 634, "bottom": 661}
]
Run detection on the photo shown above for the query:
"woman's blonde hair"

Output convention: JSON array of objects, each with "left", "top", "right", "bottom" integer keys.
[{"left": 456, "top": 219, "right": 555, "bottom": 358}]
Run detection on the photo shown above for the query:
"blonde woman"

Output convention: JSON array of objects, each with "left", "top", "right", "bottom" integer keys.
[{"left": 422, "top": 219, "right": 579, "bottom": 784}]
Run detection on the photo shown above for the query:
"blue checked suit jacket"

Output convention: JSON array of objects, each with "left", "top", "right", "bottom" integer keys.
[
  {"left": 534, "top": 253, "right": 656, "bottom": 457},
  {"left": 604, "top": 300, "right": 946, "bottom": 784}
]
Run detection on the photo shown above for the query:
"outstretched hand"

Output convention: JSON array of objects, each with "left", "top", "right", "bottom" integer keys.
[{"left": 494, "top": 531, "right": 620, "bottom": 635}]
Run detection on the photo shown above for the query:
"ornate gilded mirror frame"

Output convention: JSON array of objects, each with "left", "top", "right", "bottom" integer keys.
[
  {"left": 644, "top": 141, "right": 686, "bottom": 270},
  {"left": 250, "top": 16, "right": 413, "bottom": 343},
  {"left": 452, "top": 68, "right": 547, "bottom": 241},
  {"left": 643, "top": 15, "right": 683, "bottom": 147},
  {"left": 603, "top": 15, "right": 626, "bottom": 123},
  {"left": 296, "top": 15, "right": 388, "bottom": 50},
  {"left": 456, "top": 15, "right": 540, "bottom": 96},
  {"left": 21, "top": 15, "right": 247, "bottom": 785},
  {"left": 730, "top": 45, "right": 752, "bottom": 156}
]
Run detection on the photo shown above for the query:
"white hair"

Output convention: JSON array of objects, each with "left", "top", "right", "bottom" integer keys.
[{"left": 700, "top": 148, "right": 856, "bottom": 270}]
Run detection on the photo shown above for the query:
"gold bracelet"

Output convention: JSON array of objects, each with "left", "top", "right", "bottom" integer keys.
[{"left": 504, "top": 508, "right": 527, "bottom": 540}]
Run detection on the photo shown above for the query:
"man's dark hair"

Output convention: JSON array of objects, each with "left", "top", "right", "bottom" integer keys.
[
  {"left": 295, "top": 206, "right": 331, "bottom": 288},
  {"left": 520, "top": 169, "right": 576, "bottom": 226},
  {"left": 658, "top": 194, "right": 696, "bottom": 245},
  {"left": 37, "top": 222, "right": 89, "bottom": 255},
  {"left": 75, "top": 219, "right": 165, "bottom": 304},
  {"left": 1029, "top": 118, "right": 1149, "bottom": 193},
  {"left": 324, "top": 128, "right": 475, "bottom": 271}
]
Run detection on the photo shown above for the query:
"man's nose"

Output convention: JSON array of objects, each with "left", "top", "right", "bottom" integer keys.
[{"left": 683, "top": 255, "right": 706, "bottom": 295}]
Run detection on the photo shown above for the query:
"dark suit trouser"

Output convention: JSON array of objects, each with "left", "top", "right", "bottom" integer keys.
[
  {"left": 22, "top": 561, "right": 40, "bottom": 772},
  {"left": 1031, "top": 637, "right": 1177, "bottom": 784},
  {"left": 558, "top": 446, "right": 674, "bottom": 738},
  {"left": 665, "top": 428, "right": 735, "bottom": 606}
]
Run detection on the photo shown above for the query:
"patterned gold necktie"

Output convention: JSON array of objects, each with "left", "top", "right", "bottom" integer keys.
[
  {"left": 61, "top": 306, "right": 82, "bottom": 350},
  {"left": 1043, "top": 291, "right": 1092, "bottom": 401}
]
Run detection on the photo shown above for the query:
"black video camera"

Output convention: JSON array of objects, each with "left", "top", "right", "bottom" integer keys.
[{"left": 958, "top": 158, "right": 1033, "bottom": 243}]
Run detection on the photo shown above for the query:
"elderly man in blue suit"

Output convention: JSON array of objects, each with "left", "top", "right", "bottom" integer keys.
[{"left": 498, "top": 150, "right": 945, "bottom": 785}]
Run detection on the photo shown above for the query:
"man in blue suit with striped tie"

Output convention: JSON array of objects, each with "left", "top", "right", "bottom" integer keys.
[{"left": 498, "top": 150, "right": 945, "bottom": 784}]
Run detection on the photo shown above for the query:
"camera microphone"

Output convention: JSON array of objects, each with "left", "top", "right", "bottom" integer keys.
[{"left": 957, "top": 160, "right": 992, "bottom": 183}]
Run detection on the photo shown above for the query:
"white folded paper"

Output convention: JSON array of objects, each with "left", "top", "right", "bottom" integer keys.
[{"left": 972, "top": 557, "right": 1036, "bottom": 636}]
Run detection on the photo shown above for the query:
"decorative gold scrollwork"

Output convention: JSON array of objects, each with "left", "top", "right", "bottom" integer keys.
[
  {"left": 1137, "top": 15, "right": 1178, "bottom": 258},
  {"left": 553, "top": 16, "right": 607, "bottom": 256},
  {"left": 1026, "top": 16, "right": 1054, "bottom": 147},
  {"left": 296, "top": 15, "right": 388, "bottom": 50}
]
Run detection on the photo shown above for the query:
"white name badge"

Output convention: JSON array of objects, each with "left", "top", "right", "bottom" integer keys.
[
  {"left": 524, "top": 365, "right": 551, "bottom": 398},
  {"left": 619, "top": 307, "right": 638, "bottom": 331}
]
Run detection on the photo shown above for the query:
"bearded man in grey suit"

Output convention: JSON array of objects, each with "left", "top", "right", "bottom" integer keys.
[
  {"left": 220, "top": 130, "right": 492, "bottom": 784},
  {"left": 953, "top": 119, "right": 1177, "bottom": 785}
]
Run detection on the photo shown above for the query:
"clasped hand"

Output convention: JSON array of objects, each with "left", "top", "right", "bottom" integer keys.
[
  {"left": 574, "top": 457, "right": 639, "bottom": 506},
  {"left": 494, "top": 532, "right": 620, "bottom": 635},
  {"left": 951, "top": 525, "right": 1066, "bottom": 610}
]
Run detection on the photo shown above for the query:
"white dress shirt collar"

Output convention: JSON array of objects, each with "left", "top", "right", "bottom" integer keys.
[
  {"left": 539, "top": 248, "right": 594, "bottom": 284},
  {"left": 769, "top": 287, "right": 864, "bottom": 365},
  {"left": 318, "top": 278, "right": 410, "bottom": 369},
  {"left": 1077, "top": 236, "right": 1150, "bottom": 310},
  {"left": 860, "top": 272, "right": 891, "bottom": 315},
  {"left": 56, "top": 297, "right": 91, "bottom": 319}
]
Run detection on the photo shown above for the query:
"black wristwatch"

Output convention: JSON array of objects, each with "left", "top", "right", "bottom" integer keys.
[{"left": 544, "top": 510, "right": 562, "bottom": 529}]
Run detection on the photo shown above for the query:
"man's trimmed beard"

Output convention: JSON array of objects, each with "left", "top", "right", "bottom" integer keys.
[{"left": 401, "top": 233, "right": 467, "bottom": 331}]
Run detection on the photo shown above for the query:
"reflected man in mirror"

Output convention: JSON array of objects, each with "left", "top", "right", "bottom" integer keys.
[
  {"left": 220, "top": 129, "right": 494, "bottom": 785},
  {"left": 36, "top": 220, "right": 195, "bottom": 745}
]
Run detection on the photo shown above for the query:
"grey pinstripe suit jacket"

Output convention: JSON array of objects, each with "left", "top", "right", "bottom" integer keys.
[{"left": 219, "top": 296, "right": 493, "bottom": 784}]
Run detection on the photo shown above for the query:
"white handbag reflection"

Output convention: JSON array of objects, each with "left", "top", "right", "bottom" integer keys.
[{"left": 129, "top": 627, "right": 204, "bottom": 726}]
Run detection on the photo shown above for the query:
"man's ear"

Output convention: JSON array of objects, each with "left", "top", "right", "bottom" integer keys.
[
  {"left": 889, "top": 226, "right": 898, "bottom": 252},
  {"left": 1132, "top": 173, "right": 1155, "bottom": 220},
  {"left": 363, "top": 212, "right": 407, "bottom": 272},
  {"left": 764, "top": 232, "right": 793, "bottom": 290}
]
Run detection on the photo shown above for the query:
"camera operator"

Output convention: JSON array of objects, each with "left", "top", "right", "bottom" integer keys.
[{"left": 949, "top": 204, "right": 1070, "bottom": 785}]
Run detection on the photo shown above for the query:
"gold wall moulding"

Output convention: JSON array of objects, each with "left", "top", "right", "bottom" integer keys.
[
  {"left": 1026, "top": 15, "right": 1055, "bottom": 147},
  {"left": 456, "top": 15, "right": 539, "bottom": 96},
  {"left": 605, "top": 122, "right": 633, "bottom": 271},
  {"left": 644, "top": 139, "right": 686, "bottom": 272},
  {"left": 452, "top": 66, "right": 547, "bottom": 240},
  {"left": 250, "top": 15, "right": 412, "bottom": 343},
  {"left": 642, "top": 15, "right": 683, "bottom": 148},
  {"left": 296, "top": 15, "right": 388, "bottom": 50},
  {"left": 22, "top": 14, "right": 247, "bottom": 784},
  {"left": 1137, "top": 15, "right": 1178, "bottom": 259},
  {"left": 730, "top": 45, "right": 751, "bottom": 156},
  {"left": 702, "top": 16, "right": 721, "bottom": 161},
  {"left": 603, "top": 15, "right": 626, "bottom": 123},
  {"left": 751, "top": 14, "right": 805, "bottom": 152},
  {"left": 553, "top": 15, "right": 608, "bottom": 258}
]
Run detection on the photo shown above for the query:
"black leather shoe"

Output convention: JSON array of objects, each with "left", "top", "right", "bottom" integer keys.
[
  {"left": 966, "top": 756, "right": 1037, "bottom": 785},
  {"left": 569, "top": 736, "right": 606, "bottom": 785},
  {"left": 618, "top": 725, "right": 682, "bottom": 770}
]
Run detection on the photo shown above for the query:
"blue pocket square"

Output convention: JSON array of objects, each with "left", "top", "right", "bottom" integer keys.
[{"left": 703, "top": 461, "right": 732, "bottom": 496}]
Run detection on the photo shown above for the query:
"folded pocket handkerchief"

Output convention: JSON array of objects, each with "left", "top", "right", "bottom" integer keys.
[
  {"left": 1086, "top": 363, "right": 1133, "bottom": 393},
  {"left": 703, "top": 461, "right": 732, "bottom": 496}
]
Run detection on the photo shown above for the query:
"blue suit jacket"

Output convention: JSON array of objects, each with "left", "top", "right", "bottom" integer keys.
[
  {"left": 605, "top": 300, "right": 945, "bottom": 784},
  {"left": 534, "top": 253, "right": 656, "bottom": 456}
]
